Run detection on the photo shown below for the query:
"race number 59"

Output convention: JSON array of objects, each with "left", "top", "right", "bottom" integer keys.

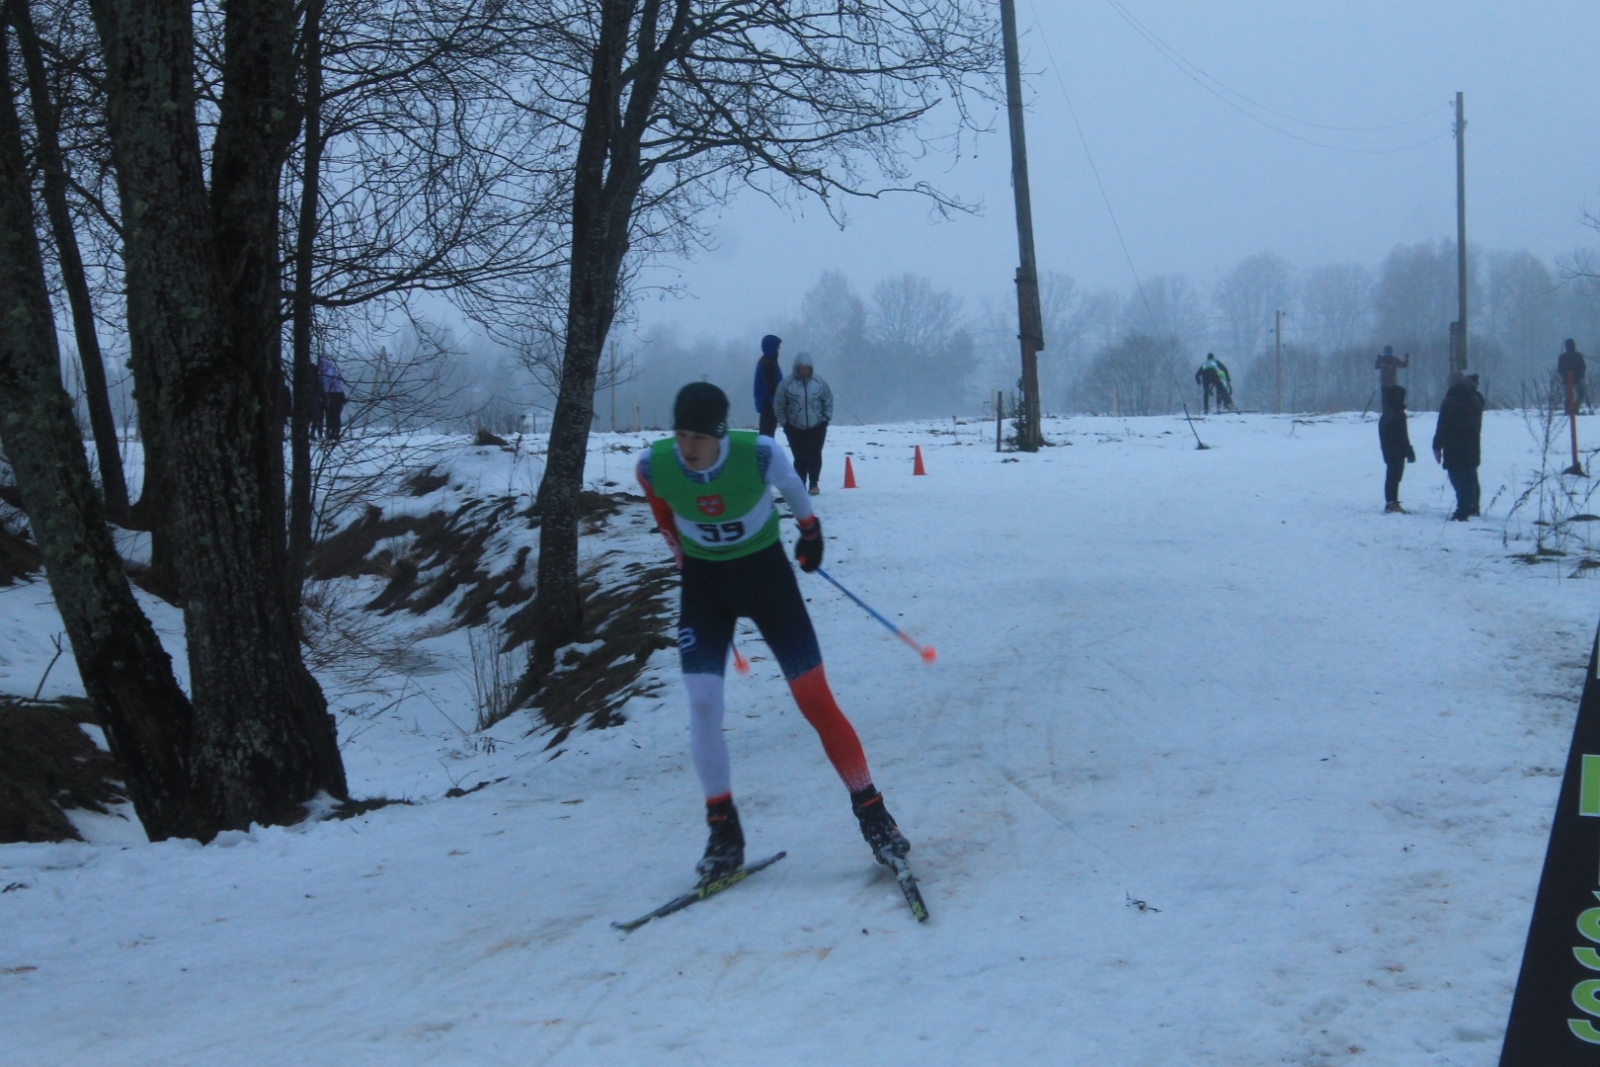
[{"left": 695, "top": 521, "right": 745, "bottom": 543}]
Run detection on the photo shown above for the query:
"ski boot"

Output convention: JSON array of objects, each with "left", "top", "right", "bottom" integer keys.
[
  {"left": 851, "top": 785, "right": 910, "bottom": 867},
  {"left": 696, "top": 796, "right": 745, "bottom": 883}
]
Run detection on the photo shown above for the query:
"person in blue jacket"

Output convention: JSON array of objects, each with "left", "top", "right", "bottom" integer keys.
[{"left": 753, "top": 334, "right": 783, "bottom": 437}]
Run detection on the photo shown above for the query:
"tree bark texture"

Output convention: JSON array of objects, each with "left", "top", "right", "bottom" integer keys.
[
  {"left": 7, "top": 0, "right": 131, "bottom": 523},
  {"left": 0, "top": 28, "right": 203, "bottom": 840},
  {"left": 124, "top": 305, "right": 182, "bottom": 599},
  {"left": 532, "top": 0, "right": 662, "bottom": 670},
  {"left": 91, "top": 0, "right": 347, "bottom": 829},
  {"left": 285, "top": 0, "right": 321, "bottom": 613}
]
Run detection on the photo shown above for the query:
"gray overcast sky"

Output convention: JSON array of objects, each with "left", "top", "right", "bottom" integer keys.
[{"left": 631, "top": 0, "right": 1600, "bottom": 342}]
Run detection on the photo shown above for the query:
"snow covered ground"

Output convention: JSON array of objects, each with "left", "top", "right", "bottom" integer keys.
[{"left": 4, "top": 410, "right": 1599, "bottom": 1066}]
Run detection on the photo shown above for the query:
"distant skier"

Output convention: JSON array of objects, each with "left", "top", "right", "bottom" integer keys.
[
  {"left": 636, "top": 382, "right": 910, "bottom": 884},
  {"left": 1558, "top": 339, "right": 1589, "bottom": 415},
  {"left": 1378, "top": 384, "right": 1416, "bottom": 513},
  {"left": 752, "top": 334, "right": 783, "bottom": 438},
  {"left": 774, "top": 351, "right": 833, "bottom": 496},
  {"left": 1195, "top": 354, "right": 1234, "bottom": 413},
  {"left": 1433, "top": 372, "right": 1484, "bottom": 521},
  {"left": 1374, "top": 345, "right": 1410, "bottom": 388}
]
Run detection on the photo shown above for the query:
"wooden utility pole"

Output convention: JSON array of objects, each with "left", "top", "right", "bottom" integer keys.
[
  {"left": 1453, "top": 91, "right": 1468, "bottom": 375},
  {"left": 1274, "top": 310, "right": 1283, "bottom": 415},
  {"left": 999, "top": 0, "right": 1044, "bottom": 451}
]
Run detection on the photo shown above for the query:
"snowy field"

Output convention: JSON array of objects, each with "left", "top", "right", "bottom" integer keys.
[{"left": 4, "top": 409, "right": 1600, "bottom": 1066}]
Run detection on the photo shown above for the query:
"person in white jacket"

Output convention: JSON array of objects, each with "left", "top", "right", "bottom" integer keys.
[{"left": 774, "top": 352, "right": 833, "bottom": 495}]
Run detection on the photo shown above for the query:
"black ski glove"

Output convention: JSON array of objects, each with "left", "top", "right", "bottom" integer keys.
[
  {"left": 1406, "top": 446, "right": 1416, "bottom": 463},
  {"left": 795, "top": 516, "right": 823, "bottom": 573}
]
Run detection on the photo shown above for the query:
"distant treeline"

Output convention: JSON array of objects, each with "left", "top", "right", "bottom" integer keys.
[{"left": 600, "top": 240, "right": 1600, "bottom": 425}]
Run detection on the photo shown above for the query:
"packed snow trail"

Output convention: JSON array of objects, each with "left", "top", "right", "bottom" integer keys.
[{"left": 2, "top": 412, "right": 1595, "bottom": 1066}]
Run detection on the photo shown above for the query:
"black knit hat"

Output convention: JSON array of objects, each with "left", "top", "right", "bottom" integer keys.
[{"left": 673, "top": 382, "right": 729, "bottom": 438}]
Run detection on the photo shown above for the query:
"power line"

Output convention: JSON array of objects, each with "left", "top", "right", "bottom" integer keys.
[
  {"left": 1025, "top": 0, "right": 1155, "bottom": 327},
  {"left": 1101, "top": 0, "right": 1452, "bottom": 154}
]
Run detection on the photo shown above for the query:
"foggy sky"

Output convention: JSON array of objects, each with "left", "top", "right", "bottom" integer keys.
[{"left": 632, "top": 1, "right": 1600, "bottom": 348}]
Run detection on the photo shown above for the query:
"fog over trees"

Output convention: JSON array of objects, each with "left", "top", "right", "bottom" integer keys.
[{"left": 590, "top": 238, "right": 1600, "bottom": 427}]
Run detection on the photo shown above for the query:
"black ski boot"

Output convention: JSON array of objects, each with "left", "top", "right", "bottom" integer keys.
[
  {"left": 696, "top": 796, "right": 745, "bottom": 883},
  {"left": 851, "top": 785, "right": 910, "bottom": 866}
]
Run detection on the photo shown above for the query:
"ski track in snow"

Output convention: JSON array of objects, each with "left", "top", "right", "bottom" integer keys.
[{"left": 2, "top": 411, "right": 1596, "bottom": 1065}]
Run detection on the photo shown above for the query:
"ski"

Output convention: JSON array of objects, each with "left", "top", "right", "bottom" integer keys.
[
  {"left": 612, "top": 852, "right": 787, "bottom": 932},
  {"left": 884, "top": 854, "right": 929, "bottom": 922}
]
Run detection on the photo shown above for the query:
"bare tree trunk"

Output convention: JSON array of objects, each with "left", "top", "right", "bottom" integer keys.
[
  {"left": 531, "top": 0, "right": 643, "bottom": 671},
  {"left": 112, "top": 132, "right": 182, "bottom": 599},
  {"left": 8, "top": 0, "right": 130, "bottom": 524},
  {"left": 285, "top": 0, "right": 321, "bottom": 613},
  {"left": 125, "top": 318, "right": 182, "bottom": 598},
  {"left": 0, "top": 27, "right": 205, "bottom": 841},
  {"left": 91, "top": 0, "right": 346, "bottom": 829}
]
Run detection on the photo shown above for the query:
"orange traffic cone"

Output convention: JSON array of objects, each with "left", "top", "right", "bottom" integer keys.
[
  {"left": 843, "top": 455, "right": 858, "bottom": 489},
  {"left": 913, "top": 445, "right": 926, "bottom": 476}
]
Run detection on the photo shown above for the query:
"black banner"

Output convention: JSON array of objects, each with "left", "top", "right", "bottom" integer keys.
[{"left": 1502, "top": 617, "right": 1600, "bottom": 1063}]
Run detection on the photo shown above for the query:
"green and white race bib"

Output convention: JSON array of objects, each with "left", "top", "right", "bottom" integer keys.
[{"left": 649, "top": 432, "right": 782, "bottom": 561}]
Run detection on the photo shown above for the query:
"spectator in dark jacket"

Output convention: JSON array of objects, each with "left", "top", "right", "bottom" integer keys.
[
  {"left": 1432, "top": 372, "right": 1484, "bottom": 521},
  {"left": 1558, "top": 338, "right": 1589, "bottom": 415},
  {"left": 752, "top": 335, "right": 783, "bottom": 437},
  {"left": 1378, "top": 384, "right": 1416, "bottom": 513},
  {"left": 319, "top": 354, "right": 346, "bottom": 443},
  {"left": 775, "top": 352, "right": 833, "bottom": 494},
  {"left": 1375, "top": 345, "right": 1410, "bottom": 388},
  {"left": 307, "top": 365, "right": 326, "bottom": 439}
]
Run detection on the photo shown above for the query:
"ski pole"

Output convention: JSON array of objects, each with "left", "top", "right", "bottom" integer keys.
[
  {"left": 1182, "top": 404, "right": 1209, "bottom": 450},
  {"left": 813, "top": 567, "right": 936, "bottom": 663}
]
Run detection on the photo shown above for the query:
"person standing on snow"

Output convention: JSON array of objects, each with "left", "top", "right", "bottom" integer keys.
[
  {"left": 1195, "top": 354, "right": 1234, "bottom": 413},
  {"left": 752, "top": 334, "right": 783, "bottom": 438},
  {"left": 319, "top": 354, "right": 346, "bottom": 443},
  {"left": 1378, "top": 384, "right": 1416, "bottom": 513},
  {"left": 636, "top": 382, "right": 911, "bottom": 883},
  {"left": 1558, "top": 339, "right": 1589, "bottom": 415},
  {"left": 1433, "top": 371, "right": 1485, "bottom": 521},
  {"left": 1374, "top": 345, "right": 1410, "bottom": 388},
  {"left": 774, "top": 351, "right": 833, "bottom": 496}
]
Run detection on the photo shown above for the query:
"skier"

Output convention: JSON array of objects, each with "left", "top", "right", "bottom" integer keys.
[
  {"left": 752, "top": 334, "right": 783, "bottom": 438},
  {"left": 1558, "top": 339, "right": 1589, "bottom": 415},
  {"left": 1195, "top": 354, "right": 1234, "bottom": 413},
  {"left": 1433, "top": 372, "right": 1484, "bottom": 521},
  {"left": 1378, "top": 384, "right": 1416, "bottom": 513},
  {"left": 636, "top": 382, "right": 910, "bottom": 883},
  {"left": 1374, "top": 345, "right": 1409, "bottom": 388},
  {"left": 774, "top": 351, "right": 833, "bottom": 496}
]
